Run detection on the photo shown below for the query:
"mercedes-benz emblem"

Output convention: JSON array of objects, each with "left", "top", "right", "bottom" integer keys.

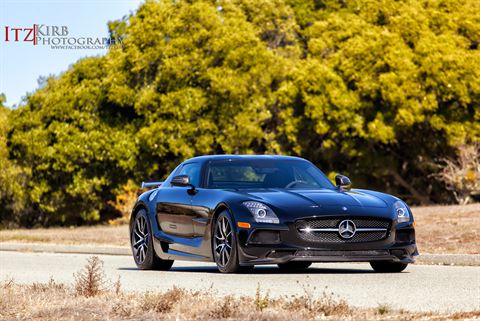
[{"left": 338, "top": 220, "right": 356, "bottom": 239}]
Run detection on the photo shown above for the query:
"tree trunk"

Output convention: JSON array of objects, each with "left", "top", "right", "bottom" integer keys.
[{"left": 391, "top": 171, "right": 431, "bottom": 205}]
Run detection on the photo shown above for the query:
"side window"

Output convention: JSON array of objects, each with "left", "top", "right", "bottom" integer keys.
[{"left": 178, "top": 163, "right": 202, "bottom": 187}]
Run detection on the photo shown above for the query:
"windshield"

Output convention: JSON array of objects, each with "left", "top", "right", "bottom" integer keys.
[{"left": 206, "top": 159, "right": 334, "bottom": 190}]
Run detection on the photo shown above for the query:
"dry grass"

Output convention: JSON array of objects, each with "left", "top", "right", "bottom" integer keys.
[
  {"left": 413, "top": 203, "right": 480, "bottom": 254},
  {"left": 0, "top": 278, "right": 478, "bottom": 321},
  {"left": 0, "top": 204, "right": 478, "bottom": 254},
  {"left": 74, "top": 256, "right": 106, "bottom": 297},
  {"left": 0, "top": 224, "right": 129, "bottom": 246}
]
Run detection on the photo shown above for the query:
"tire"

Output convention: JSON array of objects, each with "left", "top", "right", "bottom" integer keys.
[
  {"left": 370, "top": 261, "right": 408, "bottom": 273},
  {"left": 278, "top": 261, "right": 312, "bottom": 271},
  {"left": 213, "top": 211, "right": 244, "bottom": 273},
  {"left": 131, "top": 209, "right": 174, "bottom": 270}
]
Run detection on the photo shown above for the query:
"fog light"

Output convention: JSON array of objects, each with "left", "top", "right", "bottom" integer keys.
[
  {"left": 396, "top": 229, "right": 415, "bottom": 243},
  {"left": 391, "top": 249, "right": 405, "bottom": 257},
  {"left": 248, "top": 230, "right": 281, "bottom": 244}
]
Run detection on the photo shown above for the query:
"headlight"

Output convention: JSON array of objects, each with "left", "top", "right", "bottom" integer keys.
[
  {"left": 242, "top": 201, "right": 279, "bottom": 224},
  {"left": 394, "top": 201, "right": 410, "bottom": 223}
]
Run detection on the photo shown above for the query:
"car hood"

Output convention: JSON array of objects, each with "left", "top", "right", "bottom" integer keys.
[{"left": 234, "top": 188, "right": 388, "bottom": 209}]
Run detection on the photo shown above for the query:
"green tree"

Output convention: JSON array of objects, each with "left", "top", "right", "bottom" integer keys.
[
  {"left": 105, "top": 0, "right": 300, "bottom": 174},
  {"left": 8, "top": 58, "right": 137, "bottom": 225},
  {"left": 277, "top": 0, "right": 480, "bottom": 203},
  {"left": 0, "top": 94, "right": 29, "bottom": 226}
]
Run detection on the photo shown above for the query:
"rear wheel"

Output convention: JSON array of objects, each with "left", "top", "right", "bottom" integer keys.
[
  {"left": 370, "top": 261, "right": 408, "bottom": 273},
  {"left": 278, "top": 261, "right": 312, "bottom": 271},
  {"left": 131, "top": 209, "right": 174, "bottom": 270},
  {"left": 213, "top": 211, "right": 244, "bottom": 273}
]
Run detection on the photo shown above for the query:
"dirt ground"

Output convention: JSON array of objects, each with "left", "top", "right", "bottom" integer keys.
[
  {"left": 0, "top": 224, "right": 129, "bottom": 247},
  {"left": 412, "top": 203, "right": 479, "bottom": 254},
  {"left": 0, "top": 204, "right": 478, "bottom": 254}
]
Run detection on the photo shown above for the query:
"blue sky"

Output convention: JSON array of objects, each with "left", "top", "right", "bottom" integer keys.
[{"left": 0, "top": 0, "right": 143, "bottom": 107}]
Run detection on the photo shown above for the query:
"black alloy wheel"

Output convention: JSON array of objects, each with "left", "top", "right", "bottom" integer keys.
[
  {"left": 213, "top": 211, "right": 247, "bottom": 273},
  {"left": 131, "top": 209, "right": 174, "bottom": 270}
]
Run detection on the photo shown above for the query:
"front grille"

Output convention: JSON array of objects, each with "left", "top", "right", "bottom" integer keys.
[{"left": 295, "top": 217, "right": 390, "bottom": 243}]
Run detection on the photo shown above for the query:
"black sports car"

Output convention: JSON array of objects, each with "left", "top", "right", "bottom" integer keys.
[{"left": 130, "top": 155, "right": 418, "bottom": 273}]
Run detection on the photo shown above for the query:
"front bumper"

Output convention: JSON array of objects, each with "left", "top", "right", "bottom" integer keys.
[{"left": 236, "top": 222, "right": 418, "bottom": 266}]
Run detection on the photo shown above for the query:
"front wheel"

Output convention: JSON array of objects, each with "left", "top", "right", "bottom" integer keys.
[
  {"left": 213, "top": 211, "right": 244, "bottom": 273},
  {"left": 370, "top": 261, "right": 408, "bottom": 273},
  {"left": 131, "top": 209, "right": 174, "bottom": 270}
]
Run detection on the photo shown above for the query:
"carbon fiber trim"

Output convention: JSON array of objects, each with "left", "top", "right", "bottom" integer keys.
[{"left": 295, "top": 250, "right": 390, "bottom": 256}]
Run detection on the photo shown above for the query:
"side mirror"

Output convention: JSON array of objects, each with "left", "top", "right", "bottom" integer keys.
[
  {"left": 171, "top": 175, "right": 191, "bottom": 187},
  {"left": 171, "top": 175, "right": 197, "bottom": 194},
  {"left": 335, "top": 174, "right": 351, "bottom": 191}
]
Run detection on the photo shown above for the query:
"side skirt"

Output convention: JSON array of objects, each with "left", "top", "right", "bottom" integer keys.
[{"left": 152, "top": 236, "right": 212, "bottom": 262}]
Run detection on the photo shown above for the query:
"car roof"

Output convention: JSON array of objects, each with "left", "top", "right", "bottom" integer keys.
[{"left": 184, "top": 154, "right": 307, "bottom": 163}]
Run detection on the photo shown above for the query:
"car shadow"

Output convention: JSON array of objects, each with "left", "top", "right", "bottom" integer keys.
[{"left": 118, "top": 265, "right": 378, "bottom": 274}]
